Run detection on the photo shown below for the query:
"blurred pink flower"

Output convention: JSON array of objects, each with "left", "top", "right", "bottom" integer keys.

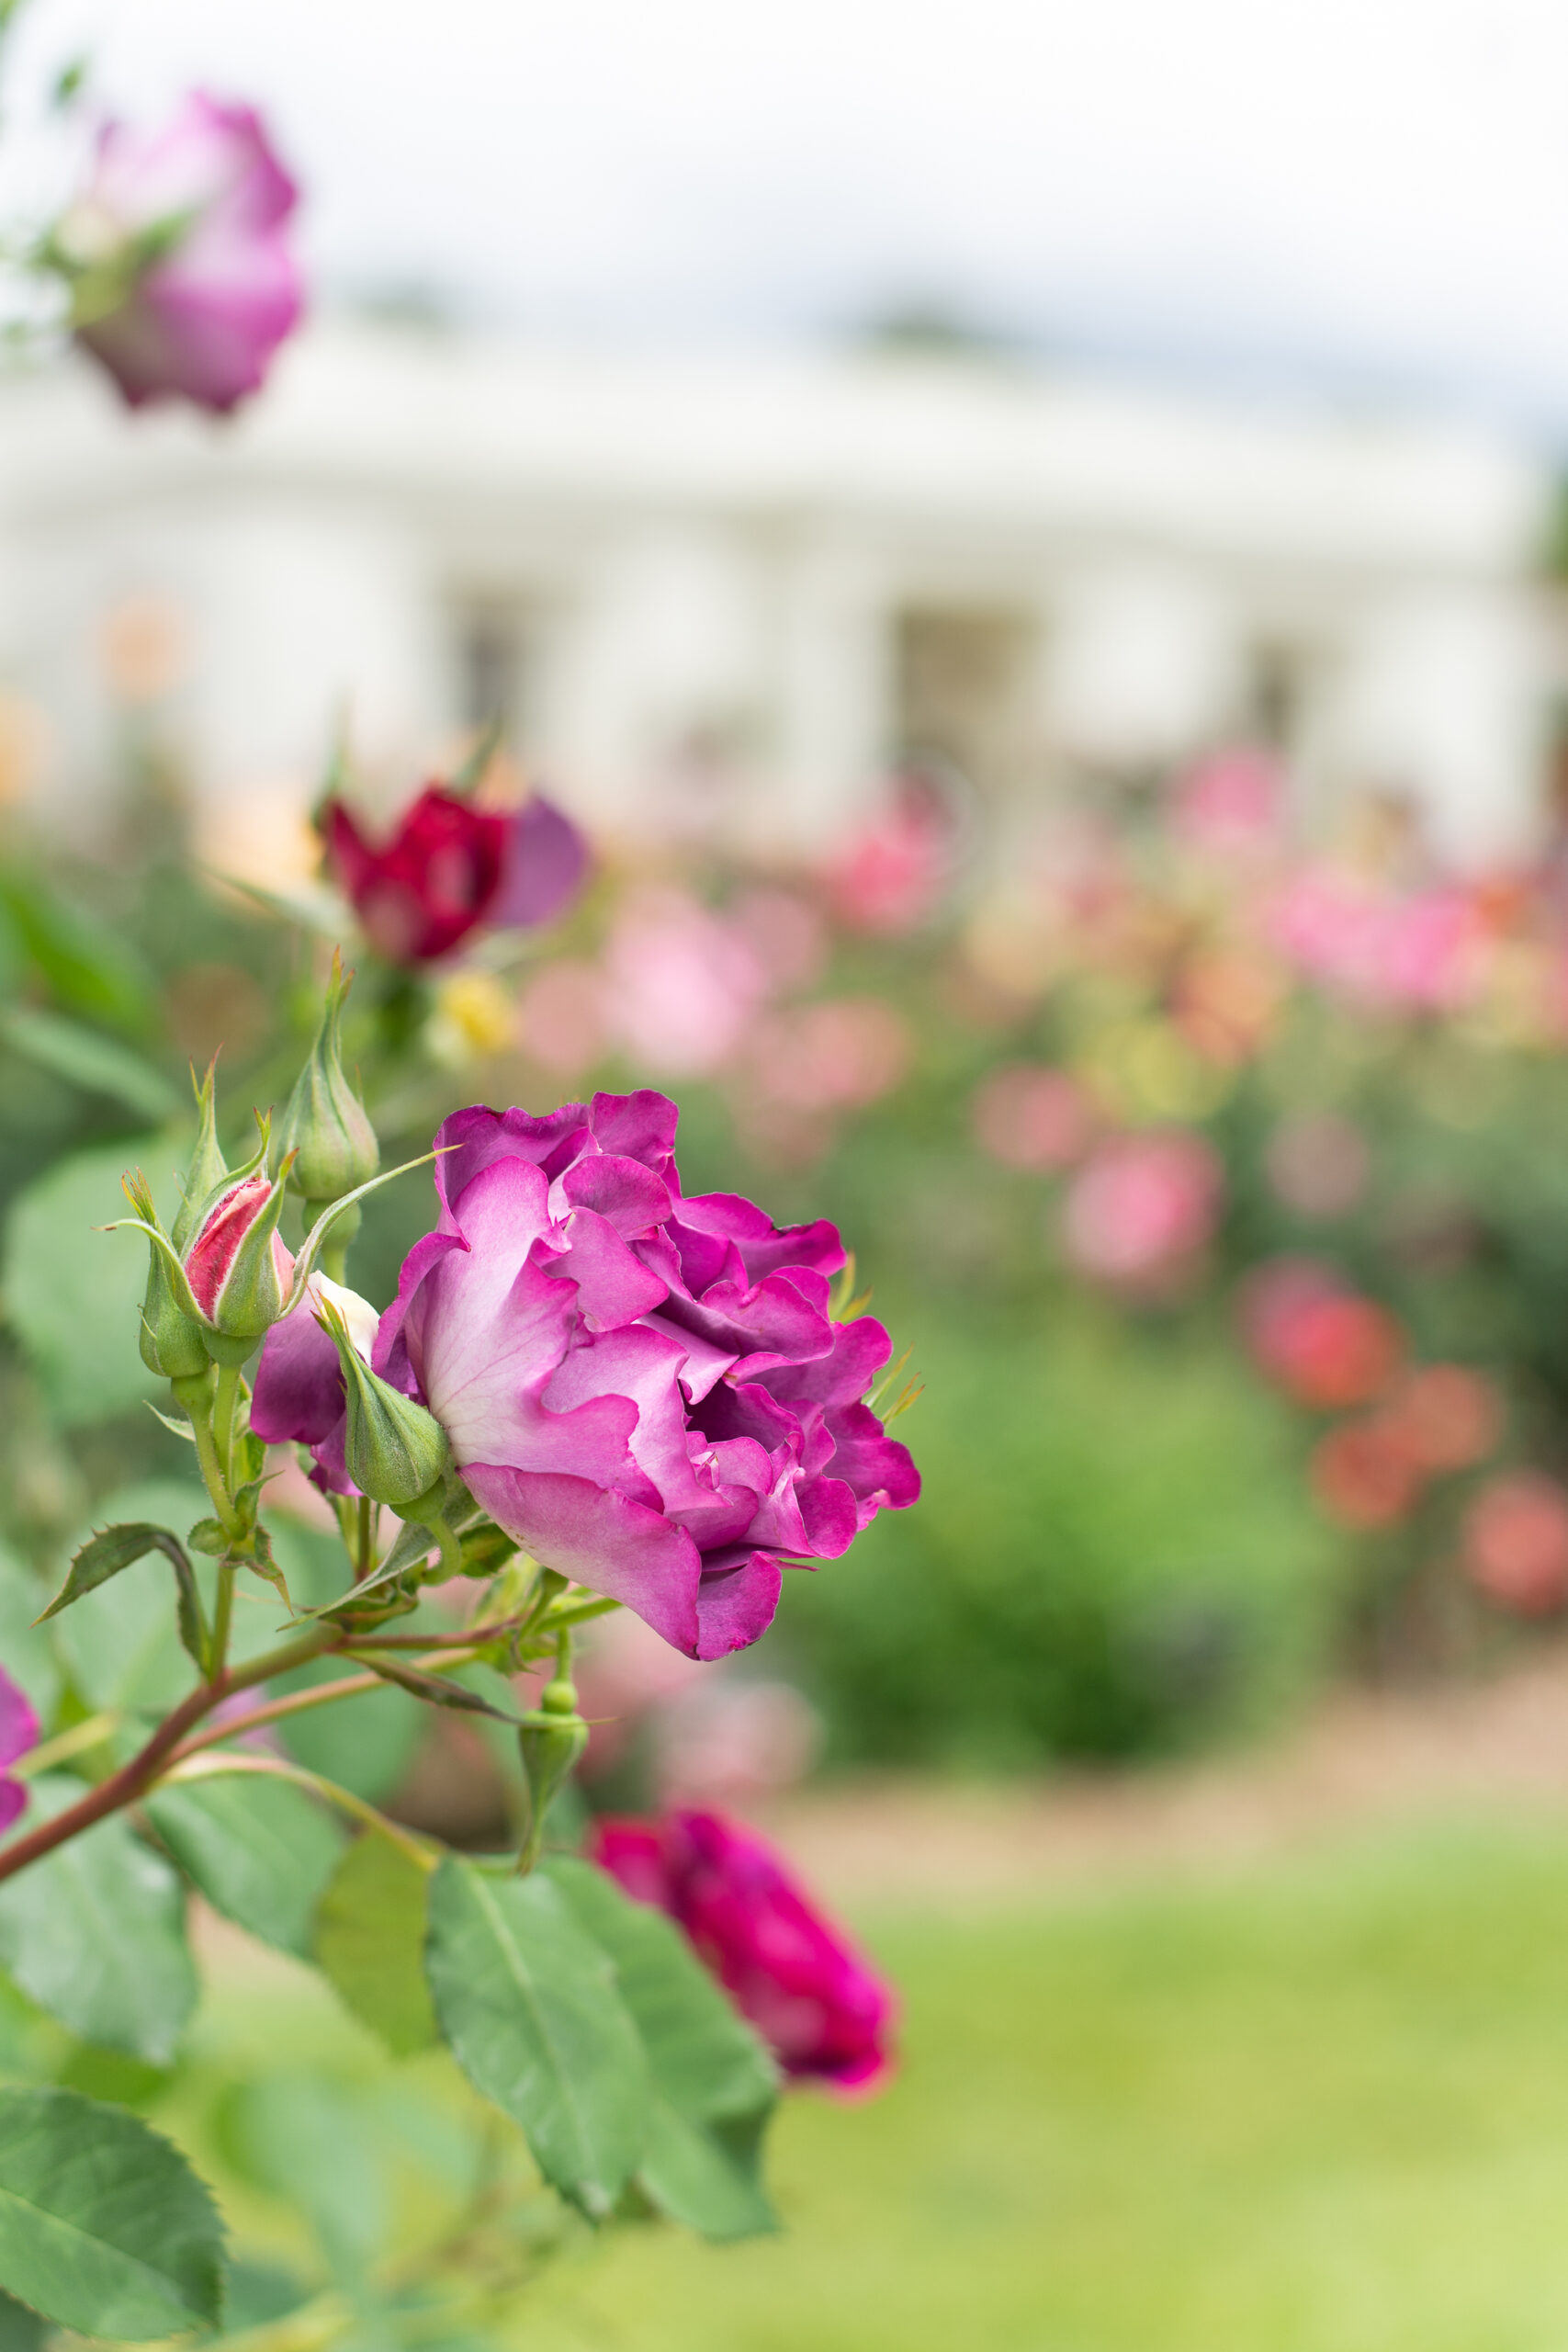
[
  {"left": 1384, "top": 1363, "right": 1502, "bottom": 1475},
  {"left": 69, "top": 93, "right": 302, "bottom": 414},
  {"left": 728, "top": 887, "right": 829, "bottom": 993},
  {"left": 973, "top": 1065, "right": 1094, "bottom": 1172},
  {"left": 752, "top": 999, "right": 911, "bottom": 1114},
  {"left": 1241, "top": 1258, "right": 1402, "bottom": 1409},
  {"left": 603, "top": 888, "right": 767, "bottom": 1075},
  {"left": 1060, "top": 1129, "right": 1223, "bottom": 1291},
  {"left": 0, "top": 1669, "right": 38, "bottom": 1834},
  {"left": 1265, "top": 1113, "right": 1370, "bottom": 1219},
  {"left": 654, "top": 1679, "right": 823, "bottom": 1808},
  {"left": 1310, "top": 1416, "right": 1421, "bottom": 1529},
  {"left": 516, "top": 958, "right": 609, "bottom": 1079},
  {"left": 1169, "top": 747, "right": 1286, "bottom": 857},
  {"left": 1270, "top": 869, "right": 1480, "bottom": 1012},
  {"left": 827, "top": 774, "right": 956, "bottom": 934},
  {"left": 1463, "top": 1473, "right": 1568, "bottom": 1615},
  {"left": 593, "top": 1808, "right": 896, "bottom": 2092}
]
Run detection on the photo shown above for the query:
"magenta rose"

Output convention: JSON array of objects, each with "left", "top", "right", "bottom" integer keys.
[
  {"left": 255, "top": 1090, "right": 918, "bottom": 1655},
  {"left": 323, "top": 786, "right": 589, "bottom": 965},
  {"left": 592, "top": 1808, "right": 895, "bottom": 2091},
  {"left": 66, "top": 92, "right": 302, "bottom": 414},
  {"left": 373, "top": 1092, "right": 919, "bottom": 1657},
  {"left": 0, "top": 1669, "right": 39, "bottom": 1834}
]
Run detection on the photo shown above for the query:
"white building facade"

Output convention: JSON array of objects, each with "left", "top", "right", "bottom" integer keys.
[{"left": 0, "top": 321, "right": 1554, "bottom": 868}]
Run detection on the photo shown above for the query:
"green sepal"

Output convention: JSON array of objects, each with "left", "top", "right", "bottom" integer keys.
[
  {"left": 123, "top": 1170, "right": 209, "bottom": 1380},
  {"left": 317, "top": 1297, "right": 451, "bottom": 1508},
  {"left": 170, "top": 1057, "right": 228, "bottom": 1252},
  {"left": 275, "top": 950, "right": 379, "bottom": 1205}
]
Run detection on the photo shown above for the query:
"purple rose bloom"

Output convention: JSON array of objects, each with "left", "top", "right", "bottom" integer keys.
[
  {"left": 69, "top": 92, "right": 302, "bottom": 414},
  {"left": 592, "top": 1808, "right": 896, "bottom": 2092},
  {"left": 0, "top": 1669, "right": 39, "bottom": 1835},
  {"left": 254, "top": 1091, "right": 918, "bottom": 1657}
]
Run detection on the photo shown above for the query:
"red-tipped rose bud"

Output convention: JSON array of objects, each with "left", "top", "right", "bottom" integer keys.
[{"left": 183, "top": 1161, "right": 294, "bottom": 1356}]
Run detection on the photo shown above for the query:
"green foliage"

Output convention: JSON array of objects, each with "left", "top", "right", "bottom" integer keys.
[
  {"left": 0, "top": 1009, "right": 178, "bottom": 1124},
  {"left": 313, "top": 1830, "right": 438, "bottom": 2056},
  {"left": 0, "top": 1780, "right": 196, "bottom": 2063},
  {"left": 425, "top": 1857, "right": 649, "bottom": 2221},
  {"left": 144, "top": 1777, "right": 345, "bottom": 1961},
  {"left": 1, "top": 1139, "right": 172, "bottom": 1425},
  {"left": 780, "top": 1306, "right": 1339, "bottom": 1767},
  {"left": 0, "top": 2086, "right": 223, "bottom": 2340},
  {"left": 544, "top": 1858, "right": 778, "bottom": 2240}
]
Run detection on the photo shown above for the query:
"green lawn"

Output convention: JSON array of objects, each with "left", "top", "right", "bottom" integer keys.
[{"left": 515, "top": 1815, "right": 1568, "bottom": 2352}]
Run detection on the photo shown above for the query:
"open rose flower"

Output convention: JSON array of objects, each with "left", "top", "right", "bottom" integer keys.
[
  {"left": 592, "top": 1809, "right": 895, "bottom": 2090},
  {"left": 63, "top": 93, "right": 302, "bottom": 413},
  {"left": 255, "top": 1091, "right": 918, "bottom": 1657},
  {"left": 0, "top": 1669, "right": 39, "bottom": 1834},
  {"left": 323, "top": 787, "right": 587, "bottom": 964}
]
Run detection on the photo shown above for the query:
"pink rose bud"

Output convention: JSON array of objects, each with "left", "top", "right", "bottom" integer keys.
[
  {"left": 593, "top": 1809, "right": 896, "bottom": 2092},
  {"left": 62, "top": 92, "right": 303, "bottom": 414},
  {"left": 183, "top": 1168, "right": 294, "bottom": 1347}
]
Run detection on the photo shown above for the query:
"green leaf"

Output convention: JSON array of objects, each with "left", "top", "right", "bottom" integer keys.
[
  {"left": 0, "top": 875, "right": 155, "bottom": 1036},
  {"left": 0, "top": 1779, "right": 196, "bottom": 2063},
  {"left": 543, "top": 1858, "right": 779, "bottom": 2239},
  {"left": 313, "top": 1829, "right": 437, "bottom": 2056},
  {"left": 0, "top": 2287, "right": 46, "bottom": 2352},
  {"left": 0, "top": 2086, "right": 222, "bottom": 2338},
  {"left": 39, "top": 1521, "right": 205, "bottom": 1669},
  {"left": 52, "top": 1480, "right": 273, "bottom": 1723},
  {"left": 0, "top": 1008, "right": 179, "bottom": 1123},
  {"left": 2, "top": 1141, "right": 170, "bottom": 1426},
  {"left": 364, "top": 1657, "right": 525, "bottom": 1721},
  {"left": 424, "top": 1856, "right": 649, "bottom": 2219},
  {"left": 272, "top": 1655, "right": 424, "bottom": 1804},
  {"left": 215, "top": 2075, "right": 383, "bottom": 2278},
  {"left": 144, "top": 1776, "right": 345, "bottom": 1961}
]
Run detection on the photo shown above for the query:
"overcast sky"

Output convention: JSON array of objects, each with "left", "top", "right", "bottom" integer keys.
[{"left": 10, "top": 0, "right": 1568, "bottom": 433}]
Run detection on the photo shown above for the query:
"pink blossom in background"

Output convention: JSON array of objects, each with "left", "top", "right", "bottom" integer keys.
[
  {"left": 1240, "top": 1259, "right": 1402, "bottom": 1410},
  {"left": 1270, "top": 869, "right": 1481, "bottom": 1012},
  {"left": 752, "top": 999, "right": 911, "bottom": 1114},
  {"left": 1384, "top": 1364, "right": 1502, "bottom": 1474},
  {"left": 1060, "top": 1129, "right": 1223, "bottom": 1292},
  {"left": 973, "top": 1065, "right": 1094, "bottom": 1172},
  {"left": 1463, "top": 1473, "right": 1568, "bottom": 1614},
  {"left": 516, "top": 959, "right": 609, "bottom": 1079},
  {"left": 604, "top": 888, "right": 767, "bottom": 1075},
  {"left": 728, "top": 888, "right": 829, "bottom": 993},
  {"left": 1265, "top": 1113, "right": 1371, "bottom": 1219},
  {"left": 1169, "top": 747, "right": 1286, "bottom": 858},
  {"left": 69, "top": 93, "right": 302, "bottom": 413},
  {"left": 593, "top": 1808, "right": 896, "bottom": 2091},
  {"left": 653, "top": 1679, "right": 822, "bottom": 1808},
  {"left": 0, "top": 1670, "right": 38, "bottom": 1833},
  {"left": 826, "top": 774, "right": 956, "bottom": 934},
  {"left": 1310, "top": 1416, "right": 1421, "bottom": 1529},
  {"left": 573, "top": 1607, "right": 707, "bottom": 1780}
]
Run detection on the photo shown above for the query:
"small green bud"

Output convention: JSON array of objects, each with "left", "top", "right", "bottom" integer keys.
[
  {"left": 276, "top": 951, "right": 379, "bottom": 1207},
  {"left": 316, "top": 1295, "right": 452, "bottom": 1508},
  {"left": 172, "top": 1057, "right": 229, "bottom": 1252},
  {"left": 516, "top": 1632, "right": 587, "bottom": 1872}
]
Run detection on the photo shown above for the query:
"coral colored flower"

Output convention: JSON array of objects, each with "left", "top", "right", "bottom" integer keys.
[
  {"left": 1463, "top": 1474, "right": 1568, "bottom": 1614},
  {"left": 66, "top": 94, "right": 302, "bottom": 413},
  {"left": 1310, "top": 1417, "right": 1421, "bottom": 1529},
  {"left": 751, "top": 1000, "right": 910, "bottom": 1114},
  {"left": 972, "top": 1066, "right": 1093, "bottom": 1172},
  {"left": 261, "top": 1092, "right": 919, "bottom": 1658},
  {"left": 1241, "top": 1260, "right": 1402, "bottom": 1410},
  {"left": 1384, "top": 1364, "right": 1502, "bottom": 1475},
  {"left": 1060, "top": 1129, "right": 1222, "bottom": 1291},
  {"left": 592, "top": 1809, "right": 895, "bottom": 2091},
  {"left": 324, "top": 788, "right": 586, "bottom": 965},
  {"left": 0, "top": 1671, "right": 38, "bottom": 1835}
]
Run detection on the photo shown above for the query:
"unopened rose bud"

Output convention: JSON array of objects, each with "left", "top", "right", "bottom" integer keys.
[
  {"left": 517, "top": 1664, "right": 588, "bottom": 1874},
  {"left": 276, "top": 952, "right": 379, "bottom": 1213},
  {"left": 183, "top": 1143, "right": 295, "bottom": 1359},
  {"left": 315, "top": 1297, "right": 451, "bottom": 1509}
]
